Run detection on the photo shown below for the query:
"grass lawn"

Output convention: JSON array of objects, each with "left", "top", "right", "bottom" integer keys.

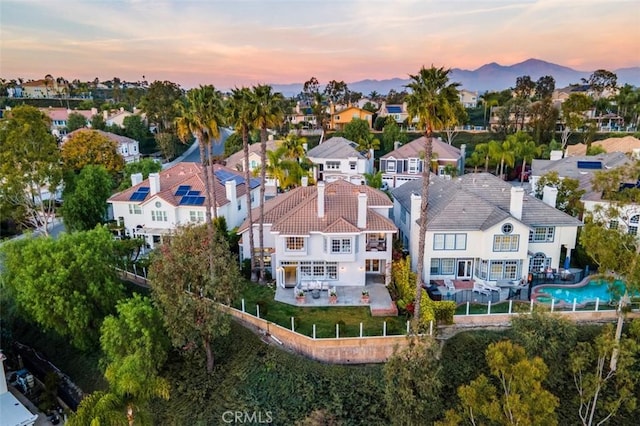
[{"left": 232, "top": 282, "right": 407, "bottom": 338}]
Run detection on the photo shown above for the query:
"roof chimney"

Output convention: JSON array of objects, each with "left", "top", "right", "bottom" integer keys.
[
  {"left": 149, "top": 172, "right": 160, "bottom": 195},
  {"left": 317, "top": 181, "right": 325, "bottom": 218},
  {"left": 510, "top": 186, "right": 524, "bottom": 220},
  {"left": 460, "top": 144, "right": 466, "bottom": 175},
  {"left": 131, "top": 172, "right": 143, "bottom": 187},
  {"left": 91, "top": 107, "right": 98, "bottom": 115},
  {"left": 394, "top": 141, "right": 401, "bottom": 151},
  {"left": 225, "top": 180, "right": 237, "bottom": 206},
  {"left": 301, "top": 176, "right": 308, "bottom": 187},
  {"left": 542, "top": 185, "right": 558, "bottom": 208},
  {"left": 357, "top": 192, "right": 367, "bottom": 228}
]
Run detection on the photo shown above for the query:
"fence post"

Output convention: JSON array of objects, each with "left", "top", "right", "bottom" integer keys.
[
  {"left": 429, "top": 320, "right": 433, "bottom": 336},
  {"left": 133, "top": 264, "right": 137, "bottom": 276},
  {"left": 466, "top": 301, "right": 470, "bottom": 316},
  {"left": 241, "top": 299, "right": 245, "bottom": 312},
  {"left": 383, "top": 321, "right": 387, "bottom": 337},
  {"left": 595, "top": 297, "right": 600, "bottom": 312},
  {"left": 313, "top": 324, "right": 316, "bottom": 339},
  {"left": 487, "top": 300, "right": 492, "bottom": 315},
  {"left": 360, "top": 322, "right": 363, "bottom": 338},
  {"left": 509, "top": 300, "right": 513, "bottom": 314},
  {"left": 406, "top": 320, "right": 410, "bottom": 335},
  {"left": 551, "top": 299, "right": 555, "bottom": 312},
  {"left": 530, "top": 299, "right": 534, "bottom": 313},
  {"left": 336, "top": 323, "right": 339, "bottom": 339},
  {"left": 256, "top": 304, "right": 260, "bottom": 318},
  {"left": 143, "top": 267, "right": 147, "bottom": 279},
  {"left": 572, "top": 298, "right": 577, "bottom": 312},
  {"left": 291, "top": 317, "right": 295, "bottom": 332}
]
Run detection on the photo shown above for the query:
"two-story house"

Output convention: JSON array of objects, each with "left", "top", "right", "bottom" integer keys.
[
  {"left": 306, "top": 137, "right": 373, "bottom": 184},
  {"left": 237, "top": 180, "right": 397, "bottom": 288},
  {"left": 329, "top": 104, "right": 373, "bottom": 131},
  {"left": 109, "top": 163, "right": 261, "bottom": 248},
  {"left": 380, "top": 137, "right": 465, "bottom": 188},
  {"left": 66, "top": 129, "right": 141, "bottom": 163},
  {"left": 458, "top": 89, "right": 479, "bottom": 108},
  {"left": 391, "top": 174, "right": 582, "bottom": 285},
  {"left": 376, "top": 102, "right": 409, "bottom": 125},
  {"left": 41, "top": 107, "right": 96, "bottom": 136}
]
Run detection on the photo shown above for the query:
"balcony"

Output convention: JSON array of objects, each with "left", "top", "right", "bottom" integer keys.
[{"left": 366, "top": 235, "right": 387, "bottom": 252}]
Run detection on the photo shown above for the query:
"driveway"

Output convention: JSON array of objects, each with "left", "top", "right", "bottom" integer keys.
[{"left": 175, "top": 127, "right": 233, "bottom": 165}]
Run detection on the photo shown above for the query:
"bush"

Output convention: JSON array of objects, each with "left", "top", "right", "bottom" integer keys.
[{"left": 432, "top": 301, "right": 456, "bottom": 325}]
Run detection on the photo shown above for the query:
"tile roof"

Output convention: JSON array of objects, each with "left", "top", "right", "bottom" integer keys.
[
  {"left": 392, "top": 173, "right": 582, "bottom": 231},
  {"left": 108, "top": 162, "right": 257, "bottom": 208},
  {"left": 306, "top": 137, "right": 365, "bottom": 159},
  {"left": 224, "top": 139, "right": 281, "bottom": 171},
  {"left": 42, "top": 108, "right": 93, "bottom": 121},
  {"left": 565, "top": 136, "right": 640, "bottom": 156},
  {"left": 238, "top": 180, "right": 396, "bottom": 235},
  {"left": 67, "top": 129, "right": 138, "bottom": 144},
  {"left": 381, "top": 136, "right": 462, "bottom": 161}
]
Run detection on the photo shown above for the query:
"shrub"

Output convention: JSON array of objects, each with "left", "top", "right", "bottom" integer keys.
[{"left": 432, "top": 301, "right": 456, "bottom": 325}]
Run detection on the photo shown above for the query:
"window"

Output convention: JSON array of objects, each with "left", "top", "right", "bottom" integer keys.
[
  {"left": 252, "top": 248, "right": 271, "bottom": 269},
  {"left": 297, "top": 261, "right": 338, "bottom": 280},
  {"left": 408, "top": 158, "right": 419, "bottom": 174},
  {"left": 493, "top": 235, "right": 519, "bottom": 251},
  {"left": 237, "top": 201, "right": 241, "bottom": 211},
  {"left": 331, "top": 238, "right": 352, "bottom": 254},
  {"left": 628, "top": 215, "right": 639, "bottom": 236},
  {"left": 440, "top": 258, "right": 455, "bottom": 274},
  {"left": 128, "top": 204, "right": 142, "bottom": 214},
  {"left": 326, "top": 161, "right": 340, "bottom": 170},
  {"left": 349, "top": 161, "right": 356, "bottom": 170},
  {"left": 489, "top": 260, "right": 520, "bottom": 280},
  {"left": 189, "top": 211, "right": 204, "bottom": 223},
  {"left": 609, "top": 220, "right": 619, "bottom": 230},
  {"left": 155, "top": 201, "right": 162, "bottom": 208},
  {"left": 529, "top": 253, "right": 550, "bottom": 272},
  {"left": 529, "top": 226, "right": 555, "bottom": 242},
  {"left": 151, "top": 210, "right": 167, "bottom": 222},
  {"left": 386, "top": 160, "right": 396, "bottom": 172},
  {"left": 365, "top": 259, "right": 381, "bottom": 272},
  {"left": 502, "top": 223, "right": 513, "bottom": 234},
  {"left": 430, "top": 258, "right": 440, "bottom": 274},
  {"left": 286, "top": 237, "right": 305, "bottom": 251},
  {"left": 433, "top": 233, "right": 466, "bottom": 250}
]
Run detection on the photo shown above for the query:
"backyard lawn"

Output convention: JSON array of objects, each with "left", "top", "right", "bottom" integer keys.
[{"left": 232, "top": 282, "right": 407, "bottom": 338}]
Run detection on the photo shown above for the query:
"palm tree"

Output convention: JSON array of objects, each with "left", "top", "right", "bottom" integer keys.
[
  {"left": 473, "top": 142, "right": 491, "bottom": 172},
  {"left": 266, "top": 147, "right": 303, "bottom": 189},
  {"left": 251, "top": 84, "right": 285, "bottom": 283},
  {"left": 228, "top": 87, "right": 258, "bottom": 281},
  {"left": 512, "top": 132, "right": 540, "bottom": 183},
  {"left": 488, "top": 139, "right": 516, "bottom": 179},
  {"left": 356, "top": 133, "right": 381, "bottom": 159},
  {"left": 405, "top": 65, "right": 462, "bottom": 327},
  {"left": 175, "top": 86, "right": 224, "bottom": 225},
  {"left": 281, "top": 133, "right": 307, "bottom": 159}
]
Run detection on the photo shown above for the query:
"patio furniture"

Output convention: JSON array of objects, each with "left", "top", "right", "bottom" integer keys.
[{"left": 444, "top": 278, "right": 456, "bottom": 292}]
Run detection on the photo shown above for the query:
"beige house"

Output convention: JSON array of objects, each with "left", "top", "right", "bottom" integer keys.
[{"left": 329, "top": 105, "right": 373, "bottom": 131}]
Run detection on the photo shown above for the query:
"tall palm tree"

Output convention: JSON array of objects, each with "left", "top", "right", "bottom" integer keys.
[
  {"left": 474, "top": 142, "right": 491, "bottom": 172},
  {"left": 488, "top": 139, "right": 516, "bottom": 179},
  {"left": 281, "top": 133, "right": 307, "bottom": 159},
  {"left": 405, "top": 65, "right": 462, "bottom": 327},
  {"left": 512, "top": 132, "right": 540, "bottom": 183},
  {"left": 228, "top": 87, "right": 258, "bottom": 281},
  {"left": 251, "top": 84, "right": 285, "bottom": 283},
  {"left": 175, "top": 86, "right": 224, "bottom": 225}
]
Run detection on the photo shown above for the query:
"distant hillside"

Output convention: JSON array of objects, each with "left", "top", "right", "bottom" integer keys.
[{"left": 271, "top": 58, "right": 640, "bottom": 96}]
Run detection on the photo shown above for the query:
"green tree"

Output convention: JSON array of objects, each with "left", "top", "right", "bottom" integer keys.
[
  {"left": 252, "top": 84, "right": 285, "bottom": 284},
  {"left": 91, "top": 113, "right": 107, "bottom": 130},
  {"left": 488, "top": 138, "right": 516, "bottom": 179},
  {"left": 175, "top": 85, "right": 225, "bottom": 225},
  {"left": 61, "top": 129, "right": 125, "bottom": 176},
  {"left": 139, "top": 80, "right": 183, "bottom": 133},
  {"left": 0, "top": 105, "right": 63, "bottom": 235},
  {"left": 512, "top": 132, "right": 540, "bottom": 183},
  {"left": 405, "top": 65, "right": 462, "bottom": 325},
  {"left": 154, "top": 132, "right": 179, "bottom": 161},
  {"left": 118, "top": 158, "right": 162, "bottom": 191},
  {"left": 0, "top": 226, "right": 124, "bottom": 349},
  {"left": 265, "top": 147, "right": 304, "bottom": 190},
  {"left": 364, "top": 170, "right": 383, "bottom": 189},
  {"left": 122, "top": 115, "right": 152, "bottom": 144},
  {"left": 66, "top": 112, "right": 88, "bottom": 132},
  {"left": 534, "top": 75, "right": 556, "bottom": 100},
  {"left": 570, "top": 322, "right": 639, "bottom": 425},
  {"left": 439, "top": 341, "right": 559, "bottom": 426},
  {"left": 280, "top": 133, "right": 307, "bottom": 159},
  {"left": 582, "top": 69, "right": 618, "bottom": 99},
  {"left": 228, "top": 87, "right": 258, "bottom": 280},
  {"left": 529, "top": 97, "right": 559, "bottom": 144},
  {"left": 560, "top": 93, "right": 593, "bottom": 149},
  {"left": 343, "top": 117, "right": 371, "bottom": 145},
  {"left": 61, "top": 165, "right": 114, "bottom": 231},
  {"left": 534, "top": 171, "right": 585, "bottom": 216},
  {"left": 381, "top": 117, "right": 406, "bottom": 152},
  {"left": 149, "top": 224, "right": 241, "bottom": 373},
  {"left": 323, "top": 79, "right": 349, "bottom": 104},
  {"left": 383, "top": 337, "right": 442, "bottom": 425}
]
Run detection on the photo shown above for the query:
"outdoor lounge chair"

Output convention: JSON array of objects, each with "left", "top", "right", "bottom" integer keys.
[
  {"left": 472, "top": 280, "right": 491, "bottom": 297},
  {"left": 444, "top": 278, "right": 456, "bottom": 292}
]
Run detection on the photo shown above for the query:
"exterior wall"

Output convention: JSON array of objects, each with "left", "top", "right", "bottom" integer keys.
[
  {"left": 330, "top": 107, "right": 372, "bottom": 130},
  {"left": 310, "top": 157, "right": 371, "bottom": 183}
]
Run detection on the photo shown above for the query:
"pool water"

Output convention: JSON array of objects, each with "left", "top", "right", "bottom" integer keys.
[{"left": 536, "top": 280, "right": 631, "bottom": 305}]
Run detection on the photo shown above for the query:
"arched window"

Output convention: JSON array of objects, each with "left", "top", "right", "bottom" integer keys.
[{"left": 529, "top": 252, "right": 549, "bottom": 272}]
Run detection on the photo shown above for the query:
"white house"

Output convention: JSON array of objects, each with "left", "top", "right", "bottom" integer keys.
[
  {"left": 380, "top": 137, "right": 465, "bottom": 189},
  {"left": 237, "top": 180, "right": 397, "bottom": 288},
  {"left": 306, "top": 136, "right": 373, "bottom": 184},
  {"left": 109, "top": 163, "right": 261, "bottom": 248},
  {"left": 391, "top": 174, "right": 582, "bottom": 285}
]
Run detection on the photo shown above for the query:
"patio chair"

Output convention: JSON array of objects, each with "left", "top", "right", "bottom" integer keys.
[
  {"left": 483, "top": 281, "right": 501, "bottom": 293},
  {"left": 472, "top": 280, "right": 491, "bottom": 297},
  {"left": 444, "top": 278, "right": 456, "bottom": 292}
]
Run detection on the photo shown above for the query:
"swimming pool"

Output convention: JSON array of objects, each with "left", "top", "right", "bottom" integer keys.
[{"left": 534, "top": 279, "right": 632, "bottom": 305}]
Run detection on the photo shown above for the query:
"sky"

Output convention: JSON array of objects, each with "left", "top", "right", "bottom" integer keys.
[{"left": 1, "top": 0, "right": 638, "bottom": 90}]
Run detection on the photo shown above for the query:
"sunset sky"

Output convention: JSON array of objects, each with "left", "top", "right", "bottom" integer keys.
[{"left": 1, "top": 0, "right": 638, "bottom": 90}]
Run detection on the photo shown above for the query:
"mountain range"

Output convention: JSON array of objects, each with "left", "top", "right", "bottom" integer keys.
[{"left": 271, "top": 58, "right": 640, "bottom": 97}]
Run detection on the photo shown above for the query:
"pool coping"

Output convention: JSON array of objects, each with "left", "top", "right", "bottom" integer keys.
[{"left": 531, "top": 276, "right": 615, "bottom": 308}]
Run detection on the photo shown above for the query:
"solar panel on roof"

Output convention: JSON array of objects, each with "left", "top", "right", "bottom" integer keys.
[
  {"left": 577, "top": 160, "right": 602, "bottom": 169},
  {"left": 193, "top": 196, "right": 205, "bottom": 205},
  {"left": 179, "top": 196, "right": 192, "bottom": 205},
  {"left": 175, "top": 185, "right": 191, "bottom": 196},
  {"left": 387, "top": 106, "right": 402, "bottom": 113},
  {"left": 137, "top": 187, "right": 150, "bottom": 193},
  {"left": 186, "top": 190, "right": 201, "bottom": 196},
  {"left": 129, "top": 192, "right": 147, "bottom": 201}
]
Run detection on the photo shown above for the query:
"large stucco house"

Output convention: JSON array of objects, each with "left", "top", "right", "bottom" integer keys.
[
  {"left": 391, "top": 174, "right": 582, "bottom": 285},
  {"left": 237, "top": 180, "right": 397, "bottom": 288},
  {"left": 109, "top": 162, "right": 260, "bottom": 248},
  {"left": 306, "top": 136, "right": 374, "bottom": 184}
]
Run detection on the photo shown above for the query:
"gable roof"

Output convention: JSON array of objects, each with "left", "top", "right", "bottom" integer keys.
[
  {"left": 224, "top": 139, "right": 281, "bottom": 171},
  {"left": 108, "top": 162, "right": 259, "bottom": 208},
  {"left": 392, "top": 173, "right": 581, "bottom": 231},
  {"left": 306, "top": 136, "right": 366, "bottom": 159},
  {"left": 333, "top": 106, "right": 373, "bottom": 116},
  {"left": 566, "top": 136, "right": 640, "bottom": 156},
  {"left": 42, "top": 108, "right": 94, "bottom": 121},
  {"left": 67, "top": 129, "right": 138, "bottom": 144},
  {"left": 238, "top": 180, "right": 396, "bottom": 235},
  {"left": 381, "top": 136, "right": 462, "bottom": 161}
]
